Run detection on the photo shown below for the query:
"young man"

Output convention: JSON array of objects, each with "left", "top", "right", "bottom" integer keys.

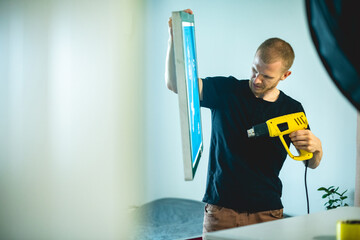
[{"left": 165, "top": 9, "right": 323, "bottom": 234}]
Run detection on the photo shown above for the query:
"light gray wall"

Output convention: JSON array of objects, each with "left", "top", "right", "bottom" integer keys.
[{"left": 144, "top": 0, "right": 357, "bottom": 216}]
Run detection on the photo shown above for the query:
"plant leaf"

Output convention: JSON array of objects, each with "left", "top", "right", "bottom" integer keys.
[
  {"left": 318, "top": 187, "right": 327, "bottom": 191},
  {"left": 322, "top": 193, "right": 330, "bottom": 199}
]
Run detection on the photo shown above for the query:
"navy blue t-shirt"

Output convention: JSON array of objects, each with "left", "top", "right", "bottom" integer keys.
[{"left": 200, "top": 76, "right": 304, "bottom": 212}]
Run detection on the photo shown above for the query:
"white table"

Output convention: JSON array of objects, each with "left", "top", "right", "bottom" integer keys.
[{"left": 205, "top": 207, "right": 360, "bottom": 240}]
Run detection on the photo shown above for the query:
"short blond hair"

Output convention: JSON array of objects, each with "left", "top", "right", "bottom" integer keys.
[{"left": 256, "top": 38, "right": 295, "bottom": 72}]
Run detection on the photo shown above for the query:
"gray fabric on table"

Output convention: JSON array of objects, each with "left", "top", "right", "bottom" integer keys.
[{"left": 131, "top": 198, "right": 205, "bottom": 240}]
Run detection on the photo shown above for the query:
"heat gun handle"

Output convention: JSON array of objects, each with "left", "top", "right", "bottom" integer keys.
[{"left": 279, "top": 135, "right": 313, "bottom": 161}]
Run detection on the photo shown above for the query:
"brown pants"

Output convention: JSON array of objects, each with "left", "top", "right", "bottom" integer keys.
[{"left": 203, "top": 203, "right": 283, "bottom": 235}]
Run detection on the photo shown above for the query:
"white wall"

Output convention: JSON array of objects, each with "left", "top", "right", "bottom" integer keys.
[
  {"left": 144, "top": 0, "right": 357, "bottom": 216},
  {"left": 0, "top": 0, "right": 145, "bottom": 239}
]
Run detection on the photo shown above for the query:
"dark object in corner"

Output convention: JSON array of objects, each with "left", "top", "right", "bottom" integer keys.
[{"left": 306, "top": 0, "right": 360, "bottom": 110}]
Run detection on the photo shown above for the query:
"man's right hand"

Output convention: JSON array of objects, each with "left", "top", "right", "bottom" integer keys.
[{"left": 183, "top": 8, "right": 194, "bottom": 15}]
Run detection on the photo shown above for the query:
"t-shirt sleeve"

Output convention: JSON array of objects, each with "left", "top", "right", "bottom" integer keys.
[
  {"left": 297, "top": 102, "right": 305, "bottom": 114},
  {"left": 200, "top": 76, "right": 237, "bottom": 109}
]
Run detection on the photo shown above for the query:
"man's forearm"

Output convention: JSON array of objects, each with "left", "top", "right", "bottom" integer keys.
[{"left": 165, "top": 28, "right": 177, "bottom": 93}]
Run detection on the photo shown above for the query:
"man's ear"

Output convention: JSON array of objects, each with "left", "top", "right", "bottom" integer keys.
[{"left": 281, "top": 71, "right": 292, "bottom": 80}]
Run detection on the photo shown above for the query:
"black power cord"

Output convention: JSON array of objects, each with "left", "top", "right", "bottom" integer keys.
[{"left": 304, "top": 160, "right": 310, "bottom": 214}]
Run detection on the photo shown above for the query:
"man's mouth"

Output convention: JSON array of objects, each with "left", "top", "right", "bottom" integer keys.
[{"left": 253, "top": 83, "right": 262, "bottom": 90}]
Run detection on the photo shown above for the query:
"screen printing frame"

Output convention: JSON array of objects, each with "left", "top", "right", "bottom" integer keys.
[{"left": 172, "top": 11, "right": 203, "bottom": 181}]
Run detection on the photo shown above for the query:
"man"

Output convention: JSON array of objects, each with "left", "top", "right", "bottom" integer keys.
[{"left": 165, "top": 9, "right": 323, "bottom": 234}]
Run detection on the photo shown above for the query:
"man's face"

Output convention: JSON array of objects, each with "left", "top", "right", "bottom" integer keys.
[{"left": 249, "top": 52, "right": 290, "bottom": 98}]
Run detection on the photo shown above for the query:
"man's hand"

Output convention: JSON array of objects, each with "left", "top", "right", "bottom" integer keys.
[
  {"left": 289, "top": 129, "right": 320, "bottom": 153},
  {"left": 168, "top": 17, "right": 173, "bottom": 36},
  {"left": 183, "top": 8, "right": 194, "bottom": 15},
  {"left": 289, "top": 129, "right": 323, "bottom": 169}
]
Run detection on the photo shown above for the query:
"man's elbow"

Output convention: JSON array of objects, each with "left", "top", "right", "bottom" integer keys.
[
  {"left": 166, "top": 82, "right": 178, "bottom": 94},
  {"left": 308, "top": 161, "right": 320, "bottom": 169}
]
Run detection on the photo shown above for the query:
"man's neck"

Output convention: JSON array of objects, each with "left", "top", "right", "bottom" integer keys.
[{"left": 253, "top": 88, "right": 280, "bottom": 102}]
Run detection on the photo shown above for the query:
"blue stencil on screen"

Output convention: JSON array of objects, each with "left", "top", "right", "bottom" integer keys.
[{"left": 182, "top": 22, "right": 202, "bottom": 167}]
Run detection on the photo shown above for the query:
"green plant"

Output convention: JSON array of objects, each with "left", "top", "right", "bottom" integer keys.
[{"left": 317, "top": 186, "right": 349, "bottom": 210}]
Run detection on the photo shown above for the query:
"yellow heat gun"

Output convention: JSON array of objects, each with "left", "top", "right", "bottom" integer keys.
[{"left": 247, "top": 112, "right": 313, "bottom": 161}]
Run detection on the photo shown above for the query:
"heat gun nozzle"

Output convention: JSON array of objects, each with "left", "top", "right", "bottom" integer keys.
[
  {"left": 247, "top": 128, "right": 255, "bottom": 138},
  {"left": 247, "top": 123, "right": 269, "bottom": 138}
]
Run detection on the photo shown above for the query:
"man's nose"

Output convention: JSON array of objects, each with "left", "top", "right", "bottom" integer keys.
[{"left": 254, "top": 74, "right": 262, "bottom": 84}]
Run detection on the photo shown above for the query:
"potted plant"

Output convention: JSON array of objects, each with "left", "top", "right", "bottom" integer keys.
[{"left": 317, "top": 186, "right": 349, "bottom": 210}]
